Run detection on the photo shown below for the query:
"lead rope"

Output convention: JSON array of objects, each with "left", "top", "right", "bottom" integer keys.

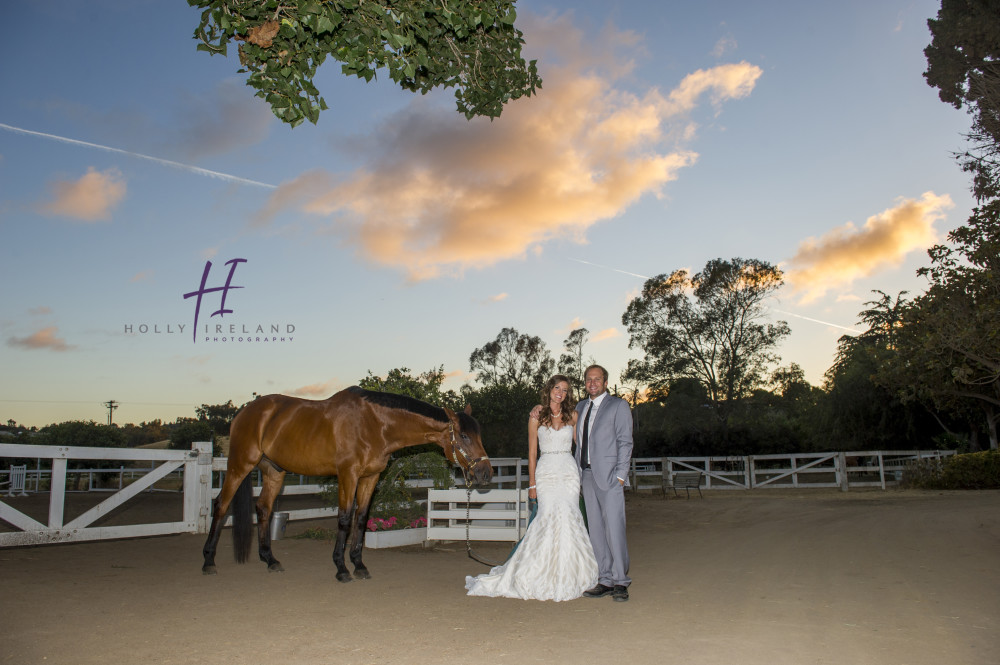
[
  {"left": 443, "top": 421, "right": 502, "bottom": 567},
  {"left": 463, "top": 471, "right": 503, "bottom": 567}
]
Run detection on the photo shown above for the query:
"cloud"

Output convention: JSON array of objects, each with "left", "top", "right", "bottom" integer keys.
[
  {"left": 486, "top": 293, "right": 508, "bottom": 303},
  {"left": 253, "top": 15, "right": 762, "bottom": 280},
  {"left": 130, "top": 271, "right": 152, "bottom": 283},
  {"left": 784, "top": 192, "right": 954, "bottom": 303},
  {"left": 566, "top": 317, "right": 584, "bottom": 331},
  {"left": 289, "top": 380, "right": 337, "bottom": 397},
  {"left": 169, "top": 80, "right": 274, "bottom": 161},
  {"left": 712, "top": 35, "right": 738, "bottom": 58},
  {"left": 28, "top": 306, "right": 52, "bottom": 315},
  {"left": 592, "top": 328, "right": 621, "bottom": 342},
  {"left": 7, "top": 326, "right": 74, "bottom": 351},
  {"left": 37, "top": 167, "right": 126, "bottom": 221}
]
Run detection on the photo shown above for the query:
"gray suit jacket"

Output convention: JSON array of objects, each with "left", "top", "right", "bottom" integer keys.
[{"left": 576, "top": 393, "right": 634, "bottom": 490}]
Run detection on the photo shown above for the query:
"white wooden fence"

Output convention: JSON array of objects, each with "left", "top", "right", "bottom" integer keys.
[
  {"left": 426, "top": 488, "right": 531, "bottom": 542},
  {"left": 628, "top": 450, "right": 956, "bottom": 492},
  {"left": 0, "top": 445, "right": 954, "bottom": 547},
  {"left": 0, "top": 442, "right": 212, "bottom": 547}
]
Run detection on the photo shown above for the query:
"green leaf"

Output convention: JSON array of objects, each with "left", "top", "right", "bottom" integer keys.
[{"left": 316, "top": 15, "right": 336, "bottom": 34}]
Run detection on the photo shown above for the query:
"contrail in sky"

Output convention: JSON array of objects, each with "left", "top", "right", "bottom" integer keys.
[
  {"left": 0, "top": 122, "right": 276, "bottom": 190},
  {"left": 771, "top": 310, "right": 860, "bottom": 335},
  {"left": 569, "top": 258, "right": 651, "bottom": 280},
  {"left": 570, "top": 257, "right": 859, "bottom": 334}
]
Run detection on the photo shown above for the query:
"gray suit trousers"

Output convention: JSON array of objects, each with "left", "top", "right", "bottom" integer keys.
[{"left": 582, "top": 468, "right": 630, "bottom": 587}]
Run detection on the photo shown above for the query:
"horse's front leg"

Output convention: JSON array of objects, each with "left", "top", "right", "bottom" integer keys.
[
  {"left": 332, "top": 476, "right": 359, "bottom": 583},
  {"left": 349, "top": 474, "right": 380, "bottom": 580},
  {"left": 332, "top": 502, "right": 355, "bottom": 583}
]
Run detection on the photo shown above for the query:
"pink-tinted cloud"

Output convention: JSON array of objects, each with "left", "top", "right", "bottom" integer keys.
[
  {"left": 591, "top": 328, "right": 621, "bottom": 342},
  {"left": 289, "top": 381, "right": 337, "bottom": 397},
  {"left": 7, "top": 326, "right": 74, "bottom": 351},
  {"left": 38, "top": 167, "right": 125, "bottom": 221},
  {"left": 253, "top": 16, "right": 762, "bottom": 280},
  {"left": 785, "top": 192, "right": 954, "bottom": 303}
]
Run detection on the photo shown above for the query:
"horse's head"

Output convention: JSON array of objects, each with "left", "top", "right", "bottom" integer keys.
[{"left": 444, "top": 405, "right": 493, "bottom": 486}]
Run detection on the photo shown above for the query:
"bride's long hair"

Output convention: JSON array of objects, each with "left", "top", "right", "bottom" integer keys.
[{"left": 537, "top": 374, "right": 577, "bottom": 429}]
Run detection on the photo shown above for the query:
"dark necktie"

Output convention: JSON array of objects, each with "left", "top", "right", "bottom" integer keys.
[{"left": 581, "top": 401, "right": 593, "bottom": 468}]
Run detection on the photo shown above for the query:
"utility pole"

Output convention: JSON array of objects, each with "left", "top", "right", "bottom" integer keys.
[{"left": 104, "top": 400, "right": 119, "bottom": 425}]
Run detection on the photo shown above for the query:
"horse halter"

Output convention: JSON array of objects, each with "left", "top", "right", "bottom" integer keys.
[{"left": 446, "top": 421, "right": 489, "bottom": 477}]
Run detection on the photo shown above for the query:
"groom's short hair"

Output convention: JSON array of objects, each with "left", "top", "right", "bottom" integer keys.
[{"left": 585, "top": 364, "right": 609, "bottom": 382}]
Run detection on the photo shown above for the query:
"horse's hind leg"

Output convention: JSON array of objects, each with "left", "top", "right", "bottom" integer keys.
[
  {"left": 256, "top": 460, "right": 287, "bottom": 572},
  {"left": 202, "top": 469, "right": 252, "bottom": 574},
  {"left": 349, "top": 473, "right": 380, "bottom": 580}
]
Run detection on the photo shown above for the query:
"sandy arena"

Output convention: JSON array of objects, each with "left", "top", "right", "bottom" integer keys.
[{"left": 1, "top": 489, "right": 998, "bottom": 665}]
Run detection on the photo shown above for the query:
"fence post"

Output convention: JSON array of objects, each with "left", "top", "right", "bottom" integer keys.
[
  {"left": 187, "top": 441, "right": 214, "bottom": 534},
  {"left": 837, "top": 452, "right": 849, "bottom": 492},
  {"left": 49, "top": 455, "right": 67, "bottom": 528}
]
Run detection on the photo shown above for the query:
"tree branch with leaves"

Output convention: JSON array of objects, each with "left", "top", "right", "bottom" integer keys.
[{"left": 190, "top": 0, "right": 541, "bottom": 127}]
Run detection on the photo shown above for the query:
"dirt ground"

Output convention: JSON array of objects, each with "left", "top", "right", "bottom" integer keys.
[{"left": 1, "top": 489, "right": 998, "bottom": 665}]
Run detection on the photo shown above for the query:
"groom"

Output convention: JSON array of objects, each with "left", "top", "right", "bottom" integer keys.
[{"left": 577, "top": 364, "right": 633, "bottom": 602}]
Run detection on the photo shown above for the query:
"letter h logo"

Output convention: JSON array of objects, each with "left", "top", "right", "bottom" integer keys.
[{"left": 183, "top": 258, "right": 247, "bottom": 342}]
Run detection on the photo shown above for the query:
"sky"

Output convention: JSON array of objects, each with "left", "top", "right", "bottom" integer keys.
[{"left": 0, "top": 0, "right": 977, "bottom": 429}]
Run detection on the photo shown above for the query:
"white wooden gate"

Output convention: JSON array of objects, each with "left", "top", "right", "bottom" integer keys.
[{"left": 0, "top": 442, "right": 212, "bottom": 547}]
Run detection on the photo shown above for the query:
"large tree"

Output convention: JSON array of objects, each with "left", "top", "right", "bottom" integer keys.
[
  {"left": 622, "top": 258, "right": 789, "bottom": 414},
  {"left": 468, "top": 327, "right": 554, "bottom": 390},
  {"left": 924, "top": 0, "right": 1000, "bottom": 200},
  {"left": 879, "top": 206, "right": 1000, "bottom": 449},
  {"left": 190, "top": 0, "right": 541, "bottom": 127},
  {"left": 557, "top": 327, "right": 590, "bottom": 398},
  {"left": 821, "top": 292, "right": 942, "bottom": 450}
]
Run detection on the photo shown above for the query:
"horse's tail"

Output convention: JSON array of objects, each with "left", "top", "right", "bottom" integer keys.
[{"left": 232, "top": 474, "right": 254, "bottom": 564}]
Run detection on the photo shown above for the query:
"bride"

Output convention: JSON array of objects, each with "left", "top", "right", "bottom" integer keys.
[{"left": 465, "top": 374, "right": 598, "bottom": 601}]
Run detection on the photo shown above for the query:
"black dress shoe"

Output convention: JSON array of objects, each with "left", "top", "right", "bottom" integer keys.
[
  {"left": 612, "top": 585, "right": 629, "bottom": 602},
  {"left": 583, "top": 583, "right": 614, "bottom": 598}
]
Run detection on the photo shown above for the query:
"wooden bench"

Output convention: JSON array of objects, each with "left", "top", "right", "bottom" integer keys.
[{"left": 663, "top": 470, "right": 703, "bottom": 499}]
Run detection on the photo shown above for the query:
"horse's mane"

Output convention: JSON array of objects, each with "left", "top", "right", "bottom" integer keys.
[
  {"left": 456, "top": 410, "right": 481, "bottom": 436},
  {"left": 347, "top": 386, "right": 448, "bottom": 423}
]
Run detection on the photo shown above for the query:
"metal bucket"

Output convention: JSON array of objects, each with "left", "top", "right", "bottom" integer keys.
[{"left": 270, "top": 512, "right": 289, "bottom": 540}]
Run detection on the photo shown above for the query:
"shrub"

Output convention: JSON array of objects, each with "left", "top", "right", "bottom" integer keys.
[
  {"left": 319, "top": 452, "right": 452, "bottom": 523},
  {"left": 903, "top": 451, "right": 1000, "bottom": 489}
]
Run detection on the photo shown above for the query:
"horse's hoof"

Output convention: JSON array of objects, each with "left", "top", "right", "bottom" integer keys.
[
  {"left": 353, "top": 568, "right": 371, "bottom": 580},
  {"left": 267, "top": 562, "right": 285, "bottom": 573},
  {"left": 336, "top": 572, "right": 353, "bottom": 583},
  {"left": 202, "top": 565, "right": 217, "bottom": 575}
]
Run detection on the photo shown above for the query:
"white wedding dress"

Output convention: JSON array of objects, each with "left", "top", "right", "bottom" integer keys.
[{"left": 465, "top": 425, "right": 598, "bottom": 601}]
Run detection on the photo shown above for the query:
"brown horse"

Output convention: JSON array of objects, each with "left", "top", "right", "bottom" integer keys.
[{"left": 201, "top": 386, "right": 492, "bottom": 582}]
